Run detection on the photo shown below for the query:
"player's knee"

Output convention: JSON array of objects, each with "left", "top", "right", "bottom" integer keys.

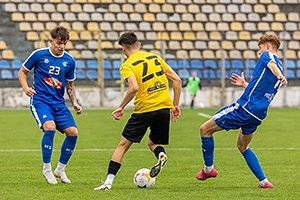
[
  {"left": 147, "top": 139, "right": 154, "bottom": 149},
  {"left": 200, "top": 124, "right": 209, "bottom": 137},
  {"left": 237, "top": 143, "right": 247, "bottom": 153},
  {"left": 42, "top": 122, "right": 56, "bottom": 131},
  {"left": 65, "top": 127, "right": 78, "bottom": 136}
]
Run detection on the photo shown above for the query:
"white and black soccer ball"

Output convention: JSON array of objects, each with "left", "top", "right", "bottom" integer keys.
[{"left": 133, "top": 168, "right": 156, "bottom": 188}]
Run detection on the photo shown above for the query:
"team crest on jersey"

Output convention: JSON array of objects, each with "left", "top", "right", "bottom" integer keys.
[
  {"left": 44, "top": 77, "right": 62, "bottom": 89},
  {"left": 62, "top": 61, "right": 68, "bottom": 67},
  {"left": 147, "top": 81, "right": 166, "bottom": 93},
  {"left": 44, "top": 59, "right": 49, "bottom": 64}
]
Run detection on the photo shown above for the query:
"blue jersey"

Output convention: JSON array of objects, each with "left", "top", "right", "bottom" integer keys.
[
  {"left": 237, "top": 52, "right": 283, "bottom": 121},
  {"left": 23, "top": 47, "right": 76, "bottom": 104}
]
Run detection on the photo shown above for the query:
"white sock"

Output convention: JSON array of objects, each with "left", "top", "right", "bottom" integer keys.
[
  {"left": 204, "top": 164, "right": 214, "bottom": 173},
  {"left": 158, "top": 152, "right": 166, "bottom": 159},
  {"left": 104, "top": 174, "right": 115, "bottom": 185},
  {"left": 56, "top": 162, "right": 66, "bottom": 171},
  {"left": 43, "top": 163, "right": 52, "bottom": 171},
  {"left": 259, "top": 178, "right": 269, "bottom": 186}
]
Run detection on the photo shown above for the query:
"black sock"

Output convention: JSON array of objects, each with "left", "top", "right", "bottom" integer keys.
[
  {"left": 108, "top": 160, "right": 121, "bottom": 175},
  {"left": 191, "top": 100, "right": 194, "bottom": 109},
  {"left": 154, "top": 146, "right": 166, "bottom": 159}
]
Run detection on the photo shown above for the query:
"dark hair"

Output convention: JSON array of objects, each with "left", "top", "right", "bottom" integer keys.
[
  {"left": 258, "top": 33, "right": 281, "bottom": 50},
  {"left": 118, "top": 31, "right": 138, "bottom": 46},
  {"left": 50, "top": 26, "right": 70, "bottom": 41}
]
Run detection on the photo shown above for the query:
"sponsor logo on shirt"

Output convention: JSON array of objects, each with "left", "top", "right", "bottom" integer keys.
[
  {"left": 147, "top": 81, "right": 166, "bottom": 93},
  {"left": 44, "top": 77, "right": 62, "bottom": 89}
]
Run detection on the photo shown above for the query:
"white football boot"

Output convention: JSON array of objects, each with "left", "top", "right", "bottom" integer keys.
[
  {"left": 43, "top": 170, "right": 58, "bottom": 185},
  {"left": 94, "top": 184, "right": 112, "bottom": 191},
  {"left": 54, "top": 169, "right": 71, "bottom": 184}
]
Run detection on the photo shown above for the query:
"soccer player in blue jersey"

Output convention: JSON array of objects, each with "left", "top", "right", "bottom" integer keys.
[
  {"left": 196, "top": 33, "right": 287, "bottom": 188},
  {"left": 18, "top": 26, "right": 82, "bottom": 185}
]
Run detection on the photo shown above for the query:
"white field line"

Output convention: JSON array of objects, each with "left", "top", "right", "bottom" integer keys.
[
  {"left": 1, "top": 147, "right": 300, "bottom": 153},
  {"left": 197, "top": 112, "right": 212, "bottom": 118}
]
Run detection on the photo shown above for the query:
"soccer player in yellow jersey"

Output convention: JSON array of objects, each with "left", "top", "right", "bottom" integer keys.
[{"left": 95, "top": 32, "right": 182, "bottom": 190}]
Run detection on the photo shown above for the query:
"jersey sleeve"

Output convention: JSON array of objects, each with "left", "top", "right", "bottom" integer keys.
[
  {"left": 261, "top": 52, "right": 276, "bottom": 68},
  {"left": 120, "top": 64, "right": 134, "bottom": 80},
  {"left": 22, "top": 50, "right": 39, "bottom": 71},
  {"left": 66, "top": 59, "right": 76, "bottom": 81}
]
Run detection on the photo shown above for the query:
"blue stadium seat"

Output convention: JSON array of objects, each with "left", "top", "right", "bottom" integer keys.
[
  {"left": 104, "top": 60, "right": 112, "bottom": 69},
  {"left": 245, "top": 59, "right": 256, "bottom": 69},
  {"left": 193, "top": 69, "right": 202, "bottom": 78},
  {"left": 204, "top": 60, "right": 217, "bottom": 69},
  {"left": 286, "top": 70, "right": 295, "bottom": 79},
  {"left": 104, "top": 70, "right": 112, "bottom": 79},
  {"left": 297, "top": 60, "right": 300, "bottom": 69},
  {"left": 297, "top": 70, "right": 300, "bottom": 78},
  {"left": 229, "top": 69, "right": 242, "bottom": 77},
  {"left": 166, "top": 59, "right": 178, "bottom": 69},
  {"left": 112, "top": 69, "right": 121, "bottom": 79},
  {"left": 11, "top": 59, "right": 22, "bottom": 69},
  {"left": 76, "top": 69, "right": 86, "bottom": 79},
  {"left": 191, "top": 60, "right": 203, "bottom": 69},
  {"left": 86, "top": 69, "right": 98, "bottom": 79},
  {"left": 0, "top": 60, "right": 10, "bottom": 69},
  {"left": 244, "top": 70, "right": 253, "bottom": 79},
  {"left": 178, "top": 69, "right": 190, "bottom": 79},
  {"left": 286, "top": 60, "right": 296, "bottom": 69},
  {"left": 231, "top": 60, "right": 244, "bottom": 69},
  {"left": 76, "top": 60, "right": 86, "bottom": 69},
  {"left": 216, "top": 70, "right": 229, "bottom": 79},
  {"left": 178, "top": 60, "right": 190, "bottom": 69},
  {"left": 218, "top": 60, "right": 231, "bottom": 69},
  {"left": 86, "top": 60, "right": 98, "bottom": 69},
  {"left": 1, "top": 69, "right": 14, "bottom": 79},
  {"left": 13, "top": 69, "right": 19, "bottom": 78},
  {"left": 113, "top": 60, "right": 121, "bottom": 69},
  {"left": 203, "top": 69, "right": 216, "bottom": 79}
]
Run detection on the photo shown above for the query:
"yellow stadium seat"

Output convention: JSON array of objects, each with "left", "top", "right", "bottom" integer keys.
[
  {"left": 239, "top": 31, "right": 251, "bottom": 40},
  {"left": 69, "top": 31, "right": 80, "bottom": 40},
  {"left": 68, "top": 50, "right": 81, "bottom": 59},
  {"left": 257, "top": 22, "right": 270, "bottom": 31},
  {"left": 155, "top": 40, "right": 167, "bottom": 49},
  {"left": 19, "top": 22, "right": 32, "bottom": 31},
  {"left": 143, "top": 13, "right": 156, "bottom": 21},
  {"left": 195, "top": 13, "right": 207, "bottom": 22},
  {"left": 101, "top": 41, "right": 113, "bottom": 49},
  {"left": 170, "top": 32, "right": 182, "bottom": 40},
  {"left": 153, "top": 22, "right": 165, "bottom": 31},
  {"left": 230, "top": 22, "right": 243, "bottom": 31},
  {"left": 162, "top": 4, "right": 174, "bottom": 13},
  {"left": 65, "top": 41, "right": 74, "bottom": 50},
  {"left": 2, "top": 49, "right": 15, "bottom": 59},
  {"left": 58, "top": 22, "right": 71, "bottom": 30},
  {"left": 175, "top": 4, "right": 187, "bottom": 13},
  {"left": 70, "top": 3, "right": 82, "bottom": 12},
  {"left": 0, "top": 41, "right": 7, "bottom": 50},
  {"left": 51, "top": 13, "right": 64, "bottom": 21},
  {"left": 157, "top": 32, "right": 169, "bottom": 40},
  {"left": 271, "top": 22, "right": 283, "bottom": 31},
  {"left": 32, "top": 22, "right": 45, "bottom": 31},
  {"left": 184, "top": 32, "right": 196, "bottom": 40},
  {"left": 275, "top": 13, "right": 287, "bottom": 22},
  {"left": 209, "top": 31, "right": 222, "bottom": 40},
  {"left": 154, "top": 0, "right": 166, "bottom": 3},
  {"left": 26, "top": 31, "right": 39, "bottom": 41},
  {"left": 87, "top": 22, "right": 99, "bottom": 31},
  {"left": 80, "top": 31, "right": 93, "bottom": 41},
  {"left": 24, "top": 13, "right": 37, "bottom": 21},
  {"left": 254, "top": 4, "right": 266, "bottom": 13},
  {"left": 221, "top": 41, "right": 234, "bottom": 50},
  {"left": 215, "top": 50, "right": 228, "bottom": 59},
  {"left": 176, "top": 50, "right": 189, "bottom": 59},
  {"left": 267, "top": 4, "right": 279, "bottom": 13},
  {"left": 292, "top": 31, "right": 300, "bottom": 40},
  {"left": 202, "top": 50, "right": 215, "bottom": 59},
  {"left": 235, "top": 41, "right": 248, "bottom": 50},
  {"left": 149, "top": 3, "right": 161, "bottom": 13},
  {"left": 182, "top": 41, "right": 194, "bottom": 50},
  {"left": 259, "top": 0, "right": 272, "bottom": 3},
  {"left": 37, "top": 13, "right": 50, "bottom": 22},
  {"left": 179, "top": 22, "right": 191, "bottom": 31},
  {"left": 288, "top": 41, "right": 300, "bottom": 50},
  {"left": 188, "top": 4, "right": 200, "bottom": 13},
  {"left": 286, "top": 50, "right": 297, "bottom": 59},
  {"left": 76, "top": 0, "right": 88, "bottom": 3},
  {"left": 243, "top": 50, "right": 257, "bottom": 59},
  {"left": 191, "top": 22, "right": 204, "bottom": 31},
  {"left": 208, "top": 41, "right": 220, "bottom": 50}
]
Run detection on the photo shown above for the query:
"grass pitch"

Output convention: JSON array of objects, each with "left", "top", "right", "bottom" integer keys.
[{"left": 0, "top": 108, "right": 299, "bottom": 200}]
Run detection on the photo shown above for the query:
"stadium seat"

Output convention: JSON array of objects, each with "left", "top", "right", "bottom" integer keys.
[
  {"left": 286, "top": 60, "right": 296, "bottom": 69},
  {"left": 216, "top": 69, "right": 229, "bottom": 79},
  {"left": 11, "top": 59, "right": 22, "bottom": 69},
  {"left": 189, "top": 50, "right": 201, "bottom": 59},
  {"left": 232, "top": 60, "right": 244, "bottom": 69},
  {"left": 166, "top": 59, "right": 178, "bottom": 69},
  {"left": 229, "top": 69, "right": 242, "bottom": 77},
  {"left": 216, "top": 50, "right": 228, "bottom": 59},
  {"left": 245, "top": 59, "right": 257, "bottom": 69},
  {"left": 112, "top": 69, "right": 121, "bottom": 79},
  {"left": 178, "top": 60, "right": 190, "bottom": 69},
  {"left": 203, "top": 69, "right": 216, "bottom": 79},
  {"left": 2, "top": 50, "right": 15, "bottom": 59},
  {"left": 86, "top": 69, "right": 98, "bottom": 80},
  {"left": 204, "top": 60, "right": 217, "bottom": 69},
  {"left": 0, "top": 60, "right": 10, "bottom": 69},
  {"left": 104, "top": 70, "right": 112, "bottom": 80},
  {"left": 76, "top": 60, "right": 86, "bottom": 69},
  {"left": 178, "top": 69, "right": 190, "bottom": 79},
  {"left": 190, "top": 60, "right": 203, "bottom": 69},
  {"left": 87, "top": 60, "right": 98, "bottom": 69},
  {"left": 113, "top": 60, "right": 121, "bottom": 69},
  {"left": 297, "top": 60, "right": 300, "bottom": 68},
  {"left": 76, "top": 69, "right": 86, "bottom": 79},
  {"left": 218, "top": 60, "right": 231, "bottom": 69},
  {"left": 297, "top": 70, "right": 300, "bottom": 78},
  {"left": 1, "top": 69, "right": 14, "bottom": 79},
  {"left": 103, "top": 60, "right": 112, "bottom": 69},
  {"left": 286, "top": 70, "right": 295, "bottom": 79},
  {"left": 202, "top": 50, "right": 215, "bottom": 59}
]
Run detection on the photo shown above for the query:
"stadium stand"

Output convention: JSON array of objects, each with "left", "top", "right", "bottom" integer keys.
[{"left": 0, "top": 0, "right": 299, "bottom": 86}]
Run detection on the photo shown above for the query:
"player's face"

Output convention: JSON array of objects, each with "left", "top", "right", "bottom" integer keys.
[
  {"left": 50, "top": 38, "right": 68, "bottom": 56},
  {"left": 258, "top": 43, "right": 268, "bottom": 56}
]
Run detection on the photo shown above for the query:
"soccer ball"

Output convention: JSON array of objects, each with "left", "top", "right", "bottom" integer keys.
[{"left": 133, "top": 168, "right": 156, "bottom": 188}]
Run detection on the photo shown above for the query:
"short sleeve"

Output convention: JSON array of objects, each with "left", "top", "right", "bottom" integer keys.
[
  {"left": 23, "top": 50, "right": 39, "bottom": 71},
  {"left": 66, "top": 59, "right": 76, "bottom": 81},
  {"left": 120, "top": 64, "right": 134, "bottom": 80},
  {"left": 261, "top": 52, "right": 276, "bottom": 68}
]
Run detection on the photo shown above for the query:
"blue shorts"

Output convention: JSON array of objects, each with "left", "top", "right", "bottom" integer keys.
[
  {"left": 213, "top": 103, "right": 262, "bottom": 135},
  {"left": 30, "top": 100, "right": 76, "bottom": 133}
]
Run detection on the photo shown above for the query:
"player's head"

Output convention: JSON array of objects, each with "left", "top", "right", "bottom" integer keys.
[
  {"left": 118, "top": 31, "right": 141, "bottom": 57},
  {"left": 258, "top": 33, "right": 281, "bottom": 55},
  {"left": 49, "top": 26, "right": 70, "bottom": 56},
  {"left": 192, "top": 71, "right": 197, "bottom": 78}
]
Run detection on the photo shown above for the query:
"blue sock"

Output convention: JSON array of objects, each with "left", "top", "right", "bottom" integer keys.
[
  {"left": 41, "top": 130, "right": 55, "bottom": 163},
  {"left": 201, "top": 137, "right": 214, "bottom": 166},
  {"left": 242, "top": 148, "right": 266, "bottom": 181},
  {"left": 59, "top": 136, "right": 78, "bottom": 165}
]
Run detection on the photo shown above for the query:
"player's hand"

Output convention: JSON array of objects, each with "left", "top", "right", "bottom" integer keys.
[
  {"left": 23, "top": 86, "right": 36, "bottom": 97},
  {"left": 171, "top": 106, "right": 181, "bottom": 122},
  {"left": 277, "top": 75, "right": 287, "bottom": 86},
  {"left": 230, "top": 72, "right": 248, "bottom": 88},
  {"left": 112, "top": 107, "right": 124, "bottom": 121},
  {"left": 73, "top": 103, "right": 82, "bottom": 115}
]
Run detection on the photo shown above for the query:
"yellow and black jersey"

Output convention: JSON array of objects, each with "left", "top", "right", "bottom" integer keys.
[{"left": 120, "top": 51, "right": 173, "bottom": 114}]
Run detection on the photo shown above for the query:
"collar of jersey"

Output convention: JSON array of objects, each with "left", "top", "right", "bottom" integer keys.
[{"left": 48, "top": 47, "right": 64, "bottom": 58}]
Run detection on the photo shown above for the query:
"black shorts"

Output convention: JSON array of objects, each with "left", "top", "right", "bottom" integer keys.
[{"left": 122, "top": 108, "right": 170, "bottom": 144}]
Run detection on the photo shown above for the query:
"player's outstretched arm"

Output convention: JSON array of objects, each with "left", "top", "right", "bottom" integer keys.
[
  {"left": 230, "top": 72, "right": 248, "bottom": 88},
  {"left": 268, "top": 62, "right": 288, "bottom": 86},
  {"left": 112, "top": 76, "right": 138, "bottom": 121},
  {"left": 165, "top": 68, "right": 182, "bottom": 122},
  {"left": 66, "top": 81, "right": 82, "bottom": 115},
  {"left": 18, "top": 67, "right": 36, "bottom": 97}
]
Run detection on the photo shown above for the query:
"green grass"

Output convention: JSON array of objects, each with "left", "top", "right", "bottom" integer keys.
[{"left": 0, "top": 108, "right": 300, "bottom": 200}]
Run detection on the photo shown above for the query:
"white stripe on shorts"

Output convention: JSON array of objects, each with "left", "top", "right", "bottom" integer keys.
[
  {"left": 30, "top": 103, "right": 41, "bottom": 127},
  {"left": 212, "top": 103, "right": 239, "bottom": 120}
]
